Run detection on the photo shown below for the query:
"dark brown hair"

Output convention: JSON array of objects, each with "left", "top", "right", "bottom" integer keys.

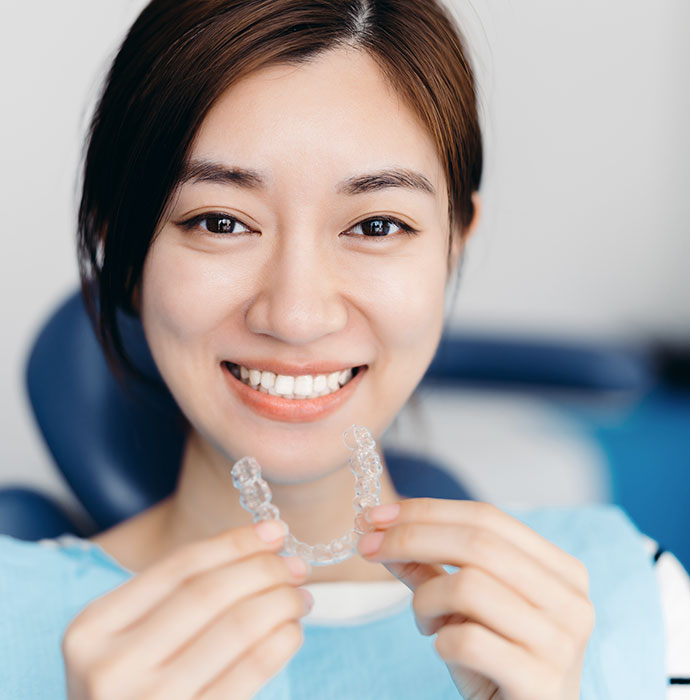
[{"left": 78, "top": 0, "right": 483, "bottom": 375}]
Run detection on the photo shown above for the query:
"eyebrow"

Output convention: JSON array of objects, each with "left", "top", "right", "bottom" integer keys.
[{"left": 178, "top": 159, "right": 436, "bottom": 196}]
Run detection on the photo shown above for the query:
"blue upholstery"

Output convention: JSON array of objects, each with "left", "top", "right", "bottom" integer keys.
[
  {"left": 428, "top": 333, "right": 652, "bottom": 391},
  {"left": 23, "top": 292, "right": 184, "bottom": 534},
  {"left": 0, "top": 487, "right": 79, "bottom": 541}
]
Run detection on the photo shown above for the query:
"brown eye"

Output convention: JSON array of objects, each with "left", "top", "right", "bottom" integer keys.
[
  {"left": 204, "top": 215, "right": 249, "bottom": 234},
  {"left": 357, "top": 218, "right": 399, "bottom": 237},
  {"left": 343, "top": 216, "right": 417, "bottom": 238},
  {"left": 179, "top": 213, "right": 253, "bottom": 235}
]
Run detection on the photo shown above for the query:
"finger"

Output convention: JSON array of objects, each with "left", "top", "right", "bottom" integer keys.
[
  {"left": 360, "top": 521, "right": 590, "bottom": 637},
  {"left": 368, "top": 499, "right": 589, "bottom": 596},
  {"left": 156, "top": 585, "right": 311, "bottom": 698},
  {"left": 380, "top": 560, "right": 448, "bottom": 593},
  {"left": 435, "top": 622, "right": 558, "bottom": 700},
  {"left": 414, "top": 567, "right": 577, "bottom": 668},
  {"left": 110, "top": 551, "right": 309, "bottom": 671},
  {"left": 196, "top": 620, "right": 304, "bottom": 700},
  {"left": 74, "top": 520, "right": 290, "bottom": 634}
]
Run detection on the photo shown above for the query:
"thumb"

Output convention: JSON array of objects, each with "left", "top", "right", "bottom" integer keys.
[
  {"left": 383, "top": 561, "right": 463, "bottom": 636},
  {"left": 382, "top": 560, "right": 448, "bottom": 592}
]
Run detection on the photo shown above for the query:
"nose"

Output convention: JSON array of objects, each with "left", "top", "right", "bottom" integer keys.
[{"left": 245, "top": 234, "right": 348, "bottom": 345}]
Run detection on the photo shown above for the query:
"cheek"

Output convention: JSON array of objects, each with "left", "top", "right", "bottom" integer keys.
[
  {"left": 354, "top": 251, "right": 448, "bottom": 353},
  {"left": 140, "top": 240, "right": 249, "bottom": 350}
]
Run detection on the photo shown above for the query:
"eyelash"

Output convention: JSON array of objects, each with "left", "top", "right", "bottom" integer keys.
[{"left": 176, "top": 212, "right": 419, "bottom": 238}]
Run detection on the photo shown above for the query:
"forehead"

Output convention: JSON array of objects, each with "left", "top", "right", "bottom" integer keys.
[{"left": 190, "top": 47, "right": 445, "bottom": 194}]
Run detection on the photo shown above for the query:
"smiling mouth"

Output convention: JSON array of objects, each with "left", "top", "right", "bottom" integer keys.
[{"left": 222, "top": 362, "right": 364, "bottom": 400}]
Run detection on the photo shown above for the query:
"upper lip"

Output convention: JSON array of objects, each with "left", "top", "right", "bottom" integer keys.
[{"left": 224, "top": 360, "right": 367, "bottom": 376}]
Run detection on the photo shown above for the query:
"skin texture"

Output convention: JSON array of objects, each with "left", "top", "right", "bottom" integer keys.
[{"left": 68, "top": 47, "right": 593, "bottom": 698}]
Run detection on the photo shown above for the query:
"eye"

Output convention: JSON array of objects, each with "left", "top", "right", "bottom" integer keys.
[
  {"left": 178, "top": 212, "right": 254, "bottom": 236},
  {"left": 344, "top": 216, "right": 417, "bottom": 238}
]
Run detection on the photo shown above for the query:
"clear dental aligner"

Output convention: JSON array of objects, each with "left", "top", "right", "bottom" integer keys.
[{"left": 230, "top": 425, "right": 382, "bottom": 566}]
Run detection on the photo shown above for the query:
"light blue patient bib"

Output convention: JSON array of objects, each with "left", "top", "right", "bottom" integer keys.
[{"left": 0, "top": 504, "right": 666, "bottom": 699}]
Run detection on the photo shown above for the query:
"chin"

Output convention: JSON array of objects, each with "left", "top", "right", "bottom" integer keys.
[{"left": 218, "top": 430, "right": 352, "bottom": 485}]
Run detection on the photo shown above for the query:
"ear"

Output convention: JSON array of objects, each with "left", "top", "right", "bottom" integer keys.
[{"left": 449, "top": 191, "right": 482, "bottom": 270}]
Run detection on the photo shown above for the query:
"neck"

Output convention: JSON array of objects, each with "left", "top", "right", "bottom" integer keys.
[{"left": 155, "top": 429, "right": 403, "bottom": 583}]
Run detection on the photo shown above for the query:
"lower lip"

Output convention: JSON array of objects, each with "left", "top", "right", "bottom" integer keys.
[{"left": 222, "top": 364, "right": 367, "bottom": 423}]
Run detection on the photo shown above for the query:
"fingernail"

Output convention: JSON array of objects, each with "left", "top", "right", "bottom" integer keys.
[
  {"left": 358, "top": 531, "right": 385, "bottom": 556},
  {"left": 256, "top": 519, "right": 288, "bottom": 543},
  {"left": 366, "top": 503, "right": 400, "bottom": 524},
  {"left": 299, "top": 588, "right": 314, "bottom": 614},
  {"left": 285, "top": 555, "right": 309, "bottom": 580}
]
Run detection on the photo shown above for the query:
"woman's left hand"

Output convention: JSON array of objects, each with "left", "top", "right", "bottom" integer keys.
[{"left": 357, "top": 498, "right": 595, "bottom": 700}]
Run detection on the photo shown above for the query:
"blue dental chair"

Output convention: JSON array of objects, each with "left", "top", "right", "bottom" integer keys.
[{"left": 2, "top": 289, "right": 688, "bottom": 575}]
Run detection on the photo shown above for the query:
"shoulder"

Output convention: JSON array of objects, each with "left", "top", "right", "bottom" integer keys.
[
  {"left": 505, "top": 502, "right": 639, "bottom": 543},
  {"left": 0, "top": 534, "right": 134, "bottom": 696},
  {"left": 505, "top": 503, "right": 668, "bottom": 697},
  {"left": 0, "top": 533, "right": 69, "bottom": 581},
  {"left": 504, "top": 504, "right": 690, "bottom": 698},
  {"left": 0, "top": 533, "right": 132, "bottom": 617},
  {"left": 504, "top": 502, "right": 654, "bottom": 574}
]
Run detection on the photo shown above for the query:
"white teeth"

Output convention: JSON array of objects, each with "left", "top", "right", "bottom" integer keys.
[
  {"left": 327, "top": 372, "right": 340, "bottom": 391},
  {"left": 294, "top": 375, "right": 313, "bottom": 397},
  {"left": 260, "top": 371, "right": 276, "bottom": 390},
  {"left": 230, "top": 363, "right": 360, "bottom": 400},
  {"left": 274, "top": 374, "right": 295, "bottom": 396}
]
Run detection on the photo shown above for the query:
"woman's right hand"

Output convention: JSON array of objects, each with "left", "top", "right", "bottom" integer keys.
[{"left": 62, "top": 519, "right": 312, "bottom": 700}]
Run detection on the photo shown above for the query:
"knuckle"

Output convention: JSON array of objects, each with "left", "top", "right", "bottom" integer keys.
[
  {"left": 243, "top": 640, "right": 279, "bottom": 680},
  {"left": 252, "top": 551, "right": 287, "bottom": 583},
  {"left": 574, "top": 559, "right": 591, "bottom": 593},
  {"left": 61, "top": 624, "right": 85, "bottom": 660},
  {"left": 234, "top": 585, "right": 301, "bottom": 632},
  {"left": 469, "top": 501, "right": 500, "bottom": 528},
  {"left": 277, "top": 585, "right": 306, "bottom": 618},
  {"left": 62, "top": 619, "right": 97, "bottom": 667},
  {"left": 449, "top": 568, "right": 479, "bottom": 605},
  {"left": 577, "top": 598, "right": 596, "bottom": 638},
  {"left": 245, "top": 646, "right": 274, "bottom": 681},
  {"left": 84, "top": 660, "right": 118, "bottom": 699},
  {"left": 245, "top": 622, "right": 302, "bottom": 679},
  {"left": 413, "top": 497, "right": 436, "bottom": 520},
  {"left": 279, "top": 620, "right": 305, "bottom": 654},
  {"left": 547, "top": 627, "right": 578, "bottom": 666},
  {"left": 180, "top": 570, "right": 222, "bottom": 604},
  {"left": 562, "top": 553, "right": 590, "bottom": 593},
  {"left": 528, "top": 667, "right": 562, "bottom": 700},
  {"left": 435, "top": 623, "right": 482, "bottom": 664},
  {"left": 463, "top": 526, "right": 493, "bottom": 561},
  {"left": 169, "top": 542, "right": 209, "bottom": 574},
  {"left": 390, "top": 523, "right": 418, "bottom": 552}
]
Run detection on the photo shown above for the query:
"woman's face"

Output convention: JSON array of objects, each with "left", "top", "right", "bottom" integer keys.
[{"left": 141, "top": 47, "right": 464, "bottom": 482}]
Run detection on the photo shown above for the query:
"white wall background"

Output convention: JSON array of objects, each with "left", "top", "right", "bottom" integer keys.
[
  {"left": 1, "top": 1, "right": 688, "bottom": 523},
  {"left": 452, "top": 0, "right": 690, "bottom": 341}
]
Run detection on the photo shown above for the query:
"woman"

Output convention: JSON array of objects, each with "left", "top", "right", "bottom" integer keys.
[{"left": 1, "top": 1, "right": 687, "bottom": 698}]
